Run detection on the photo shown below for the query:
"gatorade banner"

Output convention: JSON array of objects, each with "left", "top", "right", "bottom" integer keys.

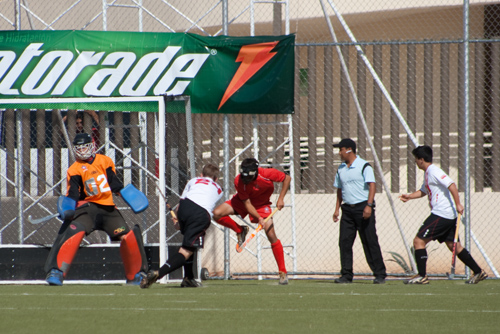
[{"left": 0, "top": 31, "right": 294, "bottom": 114}]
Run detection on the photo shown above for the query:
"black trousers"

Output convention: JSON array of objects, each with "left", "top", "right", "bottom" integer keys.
[
  {"left": 339, "top": 202, "right": 386, "bottom": 280},
  {"left": 177, "top": 198, "right": 211, "bottom": 249}
]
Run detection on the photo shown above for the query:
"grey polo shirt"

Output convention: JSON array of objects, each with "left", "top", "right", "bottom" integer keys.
[{"left": 334, "top": 156, "right": 375, "bottom": 205}]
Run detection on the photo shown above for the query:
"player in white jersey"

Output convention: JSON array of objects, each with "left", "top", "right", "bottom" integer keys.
[
  {"left": 180, "top": 173, "right": 223, "bottom": 216},
  {"left": 399, "top": 146, "right": 487, "bottom": 284},
  {"left": 141, "top": 163, "right": 223, "bottom": 288}
]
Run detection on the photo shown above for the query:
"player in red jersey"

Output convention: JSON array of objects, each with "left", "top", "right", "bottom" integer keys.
[
  {"left": 213, "top": 158, "right": 291, "bottom": 285},
  {"left": 44, "top": 133, "right": 148, "bottom": 286}
]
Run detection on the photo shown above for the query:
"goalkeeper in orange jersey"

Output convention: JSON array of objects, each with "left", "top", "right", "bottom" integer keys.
[{"left": 44, "top": 133, "right": 148, "bottom": 286}]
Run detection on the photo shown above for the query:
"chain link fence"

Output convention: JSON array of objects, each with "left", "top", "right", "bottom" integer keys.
[{"left": 1, "top": 0, "right": 499, "bottom": 279}]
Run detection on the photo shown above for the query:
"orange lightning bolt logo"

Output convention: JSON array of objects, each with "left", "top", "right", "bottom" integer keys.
[{"left": 218, "top": 41, "right": 279, "bottom": 110}]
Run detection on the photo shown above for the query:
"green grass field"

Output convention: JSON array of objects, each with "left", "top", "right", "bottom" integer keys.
[{"left": 1, "top": 278, "right": 499, "bottom": 334}]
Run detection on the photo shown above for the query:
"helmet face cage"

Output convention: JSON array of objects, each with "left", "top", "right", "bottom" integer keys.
[
  {"left": 72, "top": 133, "right": 95, "bottom": 160},
  {"left": 73, "top": 141, "right": 95, "bottom": 160}
]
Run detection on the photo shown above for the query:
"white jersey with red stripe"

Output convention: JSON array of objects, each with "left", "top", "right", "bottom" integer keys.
[
  {"left": 419, "top": 164, "right": 457, "bottom": 219},
  {"left": 180, "top": 176, "right": 223, "bottom": 217}
]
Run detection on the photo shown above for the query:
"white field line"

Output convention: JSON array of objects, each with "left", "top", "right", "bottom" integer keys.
[
  {"left": 0, "top": 280, "right": 181, "bottom": 285},
  {"left": 0, "top": 291, "right": 498, "bottom": 297},
  {"left": 0, "top": 306, "right": 499, "bottom": 313}
]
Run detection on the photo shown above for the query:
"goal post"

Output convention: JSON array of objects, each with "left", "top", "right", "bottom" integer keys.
[{"left": 0, "top": 95, "right": 198, "bottom": 284}]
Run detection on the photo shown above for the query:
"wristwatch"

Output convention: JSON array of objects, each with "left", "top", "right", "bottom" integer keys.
[{"left": 367, "top": 202, "right": 375, "bottom": 208}]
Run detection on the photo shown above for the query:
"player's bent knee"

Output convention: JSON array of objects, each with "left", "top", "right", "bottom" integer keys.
[
  {"left": 213, "top": 203, "right": 232, "bottom": 220},
  {"left": 413, "top": 237, "right": 427, "bottom": 248},
  {"left": 212, "top": 209, "right": 223, "bottom": 221},
  {"left": 179, "top": 247, "right": 194, "bottom": 259}
]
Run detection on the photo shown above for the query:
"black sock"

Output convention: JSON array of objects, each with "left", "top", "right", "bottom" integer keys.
[
  {"left": 414, "top": 249, "right": 428, "bottom": 277},
  {"left": 158, "top": 252, "right": 186, "bottom": 279},
  {"left": 457, "top": 249, "right": 481, "bottom": 274},
  {"left": 183, "top": 255, "right": 195, "bottom": 279}
]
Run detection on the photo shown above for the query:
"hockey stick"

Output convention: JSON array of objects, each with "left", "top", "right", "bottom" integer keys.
[
  {"left": 28, "top": 213, "right": 60, "bottom": 225},
  {"left": 447, "top": 213, "right": 462, "bottom": 279},
  {"left": 166, "top": 203, "right": 180, "bottom": 230},
  {"left": 236, "top": 208, "right": 279, "bottom": 253},
  {"left": 166, "top": 203, "right": 177, "bottom": 219},
  {"left": 153, "top": 180, "right": 180, "bottom": 229}
]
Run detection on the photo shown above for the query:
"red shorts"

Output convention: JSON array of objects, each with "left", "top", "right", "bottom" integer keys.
[{"left": 227, "top": 196, "right": 273, "bottom": 223}]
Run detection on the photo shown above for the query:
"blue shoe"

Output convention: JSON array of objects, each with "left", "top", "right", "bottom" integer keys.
[
  {"left": 46, "top": 269, "right": 64, "bottom": 286},
  {"left": 126, "top": 271, "right": 147, "bottom": 285}
]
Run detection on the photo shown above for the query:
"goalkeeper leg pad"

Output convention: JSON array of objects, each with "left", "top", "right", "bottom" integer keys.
[
  {"left": 120, "top": 225, "right": 148, "bottom": 281},
  {"left": 44, "top": 222, "right": 86, "bottom": 277}
]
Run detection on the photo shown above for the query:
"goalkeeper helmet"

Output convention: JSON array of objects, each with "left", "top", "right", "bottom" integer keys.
[
  {"left": 240, "top": 158, "right": 259, "bottom": 184},
  {"left": 73, "top": 133, "right": 95, "bottom": 161}
]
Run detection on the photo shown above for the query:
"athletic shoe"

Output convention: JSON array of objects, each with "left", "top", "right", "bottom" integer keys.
[
  {"left": 403, "top": 275, "right": 429, "bottom": 284},
  {"left": 46, "top": 268, "right": 64, "bottom": 286},
  {"left": 466, "top": 270, "right": 488, "bottom": 284},
  {"left": 334, "top": 276, "right": 352, "bottom": 284},
  {"left": 279, "top": 271, "right": 289, "bottom": 285},
  {"left": 139, "top": 271, "right": 158, "bottom": 289},
  {"left": 180, "top": 277, "right": 203, "bottom": 288},
  {"left": 237, "top": 225, "right": 249, "bottom": 247},
  {"left": 127, "top": 271, "right": 147, "bottom": 286}
]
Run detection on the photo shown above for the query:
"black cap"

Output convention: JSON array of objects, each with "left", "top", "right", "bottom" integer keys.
[{"left": 333, "top": 138, "right": 356, "bottom": 151}]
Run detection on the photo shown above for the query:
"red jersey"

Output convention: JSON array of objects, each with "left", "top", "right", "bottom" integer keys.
[
  {"left": 66, "top": 154, "right": 123, "bottom": 206},
  {"left": 234, "top": 167, "right": 286, "bottom": 208}
]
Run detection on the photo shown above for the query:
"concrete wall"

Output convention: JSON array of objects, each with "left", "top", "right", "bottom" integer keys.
[{"left": 202, "top": 191, "right": 500, "bottom": 277}]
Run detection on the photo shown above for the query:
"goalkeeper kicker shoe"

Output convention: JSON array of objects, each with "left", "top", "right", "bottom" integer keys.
[
  {"left": 139, "top": 270, "right": 159, "bottom": 289},
  {"left": 180, "top": 277, "right": 203, "bottom": 288},
  {"left": 237, "top": 226, "right": 249, "bottom": 247},
  {"left": 127, "top": 271, "right": 147, "bottom": 286},
  {"left": 466, "top": 270, "right": 488, "bottom": 284},
  {"left": 403, "top": 275, "right": 429, "bottom": 285},
  {"left": 46, "top": 269, "right": 64, "bottom": 286}
]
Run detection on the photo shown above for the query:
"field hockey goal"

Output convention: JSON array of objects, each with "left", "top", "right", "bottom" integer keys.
[{"left": 0, "top": 95, "right": 198, "bottom": 284}]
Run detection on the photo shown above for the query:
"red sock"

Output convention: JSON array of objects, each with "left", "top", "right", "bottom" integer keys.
[
  {"left": 217, "top": 216, "right": 243, "bottom": 233},
  {"left": 271, "top": 239, "right": 287, "bottom": 273}
]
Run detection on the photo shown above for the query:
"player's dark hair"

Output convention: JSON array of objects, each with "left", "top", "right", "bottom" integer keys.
[
  {"left": 240, "top": 158, "right": 259, "bottom": 172},
  {"left": 202, "top": 163, "right": 219, "bottom": 181},
  {"left": 240, "top": 158, "right": 259, "bottom": 184},
  {"left": 412, "top": 145, "right": 433, "bottom": 163}
]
